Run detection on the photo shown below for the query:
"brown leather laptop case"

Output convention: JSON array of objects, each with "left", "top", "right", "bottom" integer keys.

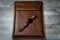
[{"left": 13, "top": 1, "right": 44, "bottom": 38}]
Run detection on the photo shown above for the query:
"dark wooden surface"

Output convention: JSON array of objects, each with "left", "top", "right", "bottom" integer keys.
[{"left": 13, "top": 1, "right": 44, "bottom": 38}]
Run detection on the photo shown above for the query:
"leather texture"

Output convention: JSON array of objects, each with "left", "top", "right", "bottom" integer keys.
[{"left": 13, "top": 1, "right": 44, "bottom": 37}]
